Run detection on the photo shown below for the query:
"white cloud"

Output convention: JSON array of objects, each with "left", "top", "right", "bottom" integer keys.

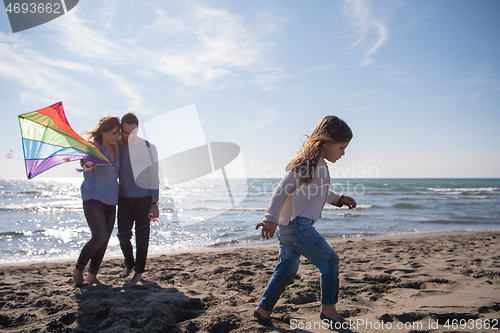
[
  {"left": 459, "top": 64, "right": 492, "bottom": 85},
  {"left": 343, "top": 0, "right": 389, "bottom": 66},
  {"left": 385, "top": 69, "right": 410, "bottom": 83},
  {"left": 145, "top": 5, "right": 281, "bottom": 89},
  {"left": 233, "top": 109, "right": 279, "bottom": 131},
  {"left": 0, "top": 0, "right": 288, "bottom": 122},
  {"left": 50, "top": 6, "right": 128, "bottom": 61},
  {"left": 349, "top": 90, "right": 376, "bottom": 97},
  {"left": 250, "top": 68, "right": 289, "bottom": 92},
  {"left": 302, "top": 62, "right": 337, "bottom": 75},
  {"left": 249, "top": 110, "right": 278, "bottom": 130},
  {"left": 101, "top": 69, "right": 152, "bottom": 113},
  {"left": 0, "top": 40, "right": 91, "bottom": 110},
  {"left": 49, "top": 2, "right": 285, "bottom": 90},
  {"left": 233, "top": 109, "right": 278, "bottom": 130},
  {"left": 0, "top": 36, "right": 135, "bottom": 117}
]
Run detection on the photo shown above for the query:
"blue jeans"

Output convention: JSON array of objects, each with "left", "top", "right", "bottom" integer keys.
[
  {"left": 118, "top": 196, "right": 152, "bottom": 274},
  {"left": 76, "top": 199, "right": 116, "bottom": 275},
  {"left": 259, "top": 216, "right": 339, "bottom": 312}
]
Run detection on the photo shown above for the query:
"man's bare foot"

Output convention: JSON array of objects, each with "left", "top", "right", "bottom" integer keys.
[
  {"left": 320, "top": 304, "right": 345, "bottom": 323},
  {"left": 73, "top": 269, "right": 84, "bottom": 287},
  {"left": 86, "top": 273, "right": 103, "bottom": 285},
  {"left": 130, "top": 273, "right": 142, "bottom": 282}
]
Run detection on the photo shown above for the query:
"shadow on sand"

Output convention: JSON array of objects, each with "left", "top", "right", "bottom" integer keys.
[{"left": 73, "top": 279, "right": 205, "bottom": 333}]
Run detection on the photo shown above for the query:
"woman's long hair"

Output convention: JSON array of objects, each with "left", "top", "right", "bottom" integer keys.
[
  {"left": 286, "top": 116, "right": 352, "bottom": 183},
  {"left": 83, "top": 116, "right": 120, "bottom": 145}
]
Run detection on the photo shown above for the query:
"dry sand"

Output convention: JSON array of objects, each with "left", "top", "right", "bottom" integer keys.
[{"left": 0, "top": 231, "right": 499, "bottom": 332}]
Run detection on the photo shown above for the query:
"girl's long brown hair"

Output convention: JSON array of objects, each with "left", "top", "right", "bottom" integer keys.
[
  {"left": 83, "top": 116, "right": 120, "bottom": 145},
  {"left": 286, "top": 116, "right": 352, "bottom": 183}
]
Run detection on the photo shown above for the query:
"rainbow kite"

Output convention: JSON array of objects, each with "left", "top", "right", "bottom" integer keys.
[{"left": 18, "top": 102, "right": 111, "bottom": 179}]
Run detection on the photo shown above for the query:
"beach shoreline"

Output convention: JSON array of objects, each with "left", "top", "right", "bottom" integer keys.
[
  {"left": 1, "top": 230, "right": 499, "bottom": 332},
  {"left": 3, "top": 229, "right": 496, "bottom": 267}
]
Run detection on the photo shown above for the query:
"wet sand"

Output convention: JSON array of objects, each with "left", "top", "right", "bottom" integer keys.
[{"left": 1, "top": 231, "right": 499, "bottom": 332}]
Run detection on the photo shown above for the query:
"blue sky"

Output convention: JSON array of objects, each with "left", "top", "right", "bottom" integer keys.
[{"left": 1, "top": 0, "right": 499, "bottom": 179}]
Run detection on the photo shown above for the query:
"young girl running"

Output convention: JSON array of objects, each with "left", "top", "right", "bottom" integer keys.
[{"left": 255, "top": 115, "right": 356, "bottom": 325}]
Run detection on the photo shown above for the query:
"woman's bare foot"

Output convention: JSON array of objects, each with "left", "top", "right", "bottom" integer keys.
[
  {"left": 73, "top": 269, "right": 84, "bottom": 287},
  {"left": 120, "top": 266, "right": 134, "bottom": 278},
  {"left": 86, "top": 273, "right": 103, "bottom": 285},
  {"left": 320, "top": 304, "right": 345, "bottom": 323}
]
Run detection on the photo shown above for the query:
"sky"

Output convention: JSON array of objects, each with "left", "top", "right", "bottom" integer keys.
[{"left": 1, "top": 0, "right": 499, "bottom": 179}]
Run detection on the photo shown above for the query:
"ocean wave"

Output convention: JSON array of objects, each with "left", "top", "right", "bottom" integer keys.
[
  {"left": 0, "top": 191, "right": 80, "bottom": 199},
  {"left": 0, "top": 230, "right": 45, "bottom": 237},
  {"left": 319, "top": 232, "right": 381, "bottom": 239},
  {"left": 341, "top": 213, "right": 361, "bottom": 218},
  {"left": 427, "top": 187, "right": 498, "bottom": 193},
  {"left": 206, "top": 234, "right": 277, "bottom": 247},
  {"left": 445, "top": 197, "right": 490, "bottom": 204},
  {"left": 425, "top": 190, "right": 497, "bottom": 196},
  {"left": 0, "top": 206, "right": 82, "bottom": 212},
  {"left": 393, "top": 203, "right": 420, "bottom": 209},
  {"left": 189, "top": 207, "right": 266, "bottom": 212},
  {"left": 324, "top": 204, "right": 373, "bottom": 210},
  {"left": 0, "top": 231, "right": 25, "bottom": 237},
  {"left": 0, "top": 190, "right": 42, "bottom": 198},
  {"left": 390, "top": 187, "right": 415, "bottom": 192},
  {"left": 418, "top": 220, "right": 498, "bottom": 225}
]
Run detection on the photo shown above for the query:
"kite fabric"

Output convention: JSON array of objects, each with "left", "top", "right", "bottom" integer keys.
[{"left": 18, "top": 102, "right": 111, "bottom": 179}]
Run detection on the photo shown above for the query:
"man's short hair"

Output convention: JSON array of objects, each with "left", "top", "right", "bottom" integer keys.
[{"left": 122, "top": 112, "right": 139, "bottom": 127}]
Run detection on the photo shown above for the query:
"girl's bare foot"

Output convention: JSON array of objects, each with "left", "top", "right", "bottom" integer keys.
[
  {"left": 73, "top": 269, "right": 84, "bottom": 287},
  {"left": 320, "top": 304, "right": 345, "bottom": 323},
  {"left": 255, "top": 306, "right": 271, "bottom": 318},
  {"left": 254, "top": 306, "right": 272, "bottom": 326}
]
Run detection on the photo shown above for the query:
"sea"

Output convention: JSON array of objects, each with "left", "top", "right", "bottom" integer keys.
[{"left": 1, "top": 177, "right": 499, "bottom": 264}]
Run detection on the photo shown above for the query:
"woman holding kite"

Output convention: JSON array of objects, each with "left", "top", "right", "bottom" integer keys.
[{"left": 73, "top": 116, "right": 121, "bottom": 287}]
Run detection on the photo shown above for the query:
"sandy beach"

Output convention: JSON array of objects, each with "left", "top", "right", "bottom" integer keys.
[{"left": 1, "top": 231, "right": 499, "bottom": 332}]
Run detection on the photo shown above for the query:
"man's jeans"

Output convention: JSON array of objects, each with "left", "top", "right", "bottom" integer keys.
[
  {"left": 259, "top": 216, "right": 340, "bottom": 312},
  {"left": 117, "top": 196, "right": 152, "bottom": 274}
]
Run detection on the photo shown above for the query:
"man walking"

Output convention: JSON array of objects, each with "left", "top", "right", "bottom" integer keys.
[{"left": 118, "top": 112, "right": 159, "bottom": 281}]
